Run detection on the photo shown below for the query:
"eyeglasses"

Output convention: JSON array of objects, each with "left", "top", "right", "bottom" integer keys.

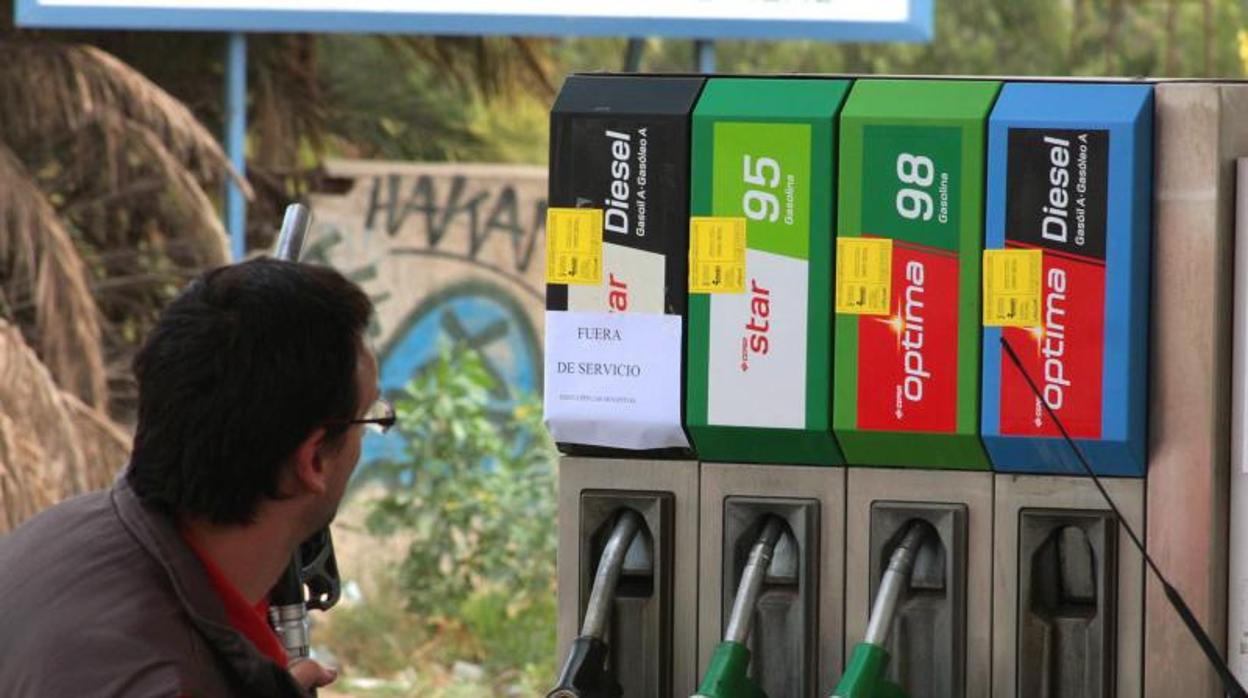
[{"left": 337, "top": 397, "right": 396, "bottom": 434}]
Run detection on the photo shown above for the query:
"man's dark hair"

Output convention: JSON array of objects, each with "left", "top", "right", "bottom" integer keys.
[{"left": 127, "top": 258, "right": 372, "bottom": 525}]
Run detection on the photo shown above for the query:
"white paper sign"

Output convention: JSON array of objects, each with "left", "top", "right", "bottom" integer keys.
[{"left": 543, "top": 310, "right": 689, "bottom": 450}]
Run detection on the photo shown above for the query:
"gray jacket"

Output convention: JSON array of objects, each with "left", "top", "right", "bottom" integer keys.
[{"left": 0, "top": 479, "right": 308, "bottom": 697}]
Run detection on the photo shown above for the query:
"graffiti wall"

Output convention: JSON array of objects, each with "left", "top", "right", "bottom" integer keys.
[{"left": 307, "top": 160, "right": 547, "bottom": 467}]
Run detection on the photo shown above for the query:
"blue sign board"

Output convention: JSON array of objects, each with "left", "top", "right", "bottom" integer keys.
[{"left": 16, "top": 0, "right": 932, "bottom": 41}]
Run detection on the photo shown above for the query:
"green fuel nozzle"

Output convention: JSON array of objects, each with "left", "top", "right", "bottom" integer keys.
[
  {"left": 692, "top": 516, "right": 787, "bottom": 698},
  {"left": 830, "top": 520, "right": 935, "bottom": 698}
]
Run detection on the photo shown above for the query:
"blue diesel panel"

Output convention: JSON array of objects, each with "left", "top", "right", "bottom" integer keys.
[{"left": 981, "top": 82, "right": 1153, "bottom": 476}]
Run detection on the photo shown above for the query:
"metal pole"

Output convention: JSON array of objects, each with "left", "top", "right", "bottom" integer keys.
[
  {"left": 225, "top": 32, "right": 248, "bottom": 261},
  {"left": 275, "top": 204, "right": 312, "bottom": 261},
  {"left": 695, "top": 39, "right": 716, "bottom": 74},
  {"left": 624, "top": 38, "right": 645, "bottom": 72}
]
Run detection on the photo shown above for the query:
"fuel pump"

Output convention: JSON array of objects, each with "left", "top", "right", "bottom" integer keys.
[
  {"left": 267, "top": 204, "right": 343, "bottom": 672},
  {"left": 548, "top": 509, "right": 648, "bottom": 698},
  {"left": 692, "top": 516, "right": 789, "bottom": 698},
  {"left": 832, "top": 521, "right": 935, "bottom": 698}
]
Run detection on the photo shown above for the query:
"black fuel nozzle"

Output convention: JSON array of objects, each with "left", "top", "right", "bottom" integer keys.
[
  {"left": 547, "top": 509, "right": 645, "bottom": 698},
  {"left": 546, "top": 636, "right": 620, "bottom": 698},
  {"left": 299, "top": 528, "right": 341, "bottom": 612},
  {"left": 268, "top": 528, "right": 342, "bottom": 665}
]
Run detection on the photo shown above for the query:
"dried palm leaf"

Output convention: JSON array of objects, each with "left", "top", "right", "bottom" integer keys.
[
  {"left": 0, "top": 321, "right": 131, "bottom": 533},
  {"left": 0, "top": 411, "right": 56, "bottom": 534},
  {"left": 46, "top": 111, "right": 231, "bottom": 268},
  {"left": 0, "top": 40, "right": 248, "bottom": 194},
  {"left": 0, "top": 40, "right": 242, "bottom": 416},
  {"left": 0, "top": 321, "right": 86, "bottom": 501},
  {"left": 61, "top": 391, "right": 130, "bottom": 493},
  {"left": 0, "top": 143, "right": 107, "bottom": 409}
]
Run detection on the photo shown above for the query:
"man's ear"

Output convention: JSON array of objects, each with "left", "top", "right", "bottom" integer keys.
[{"left": 290, "top": 427, "right": 331, "bottom": 496}]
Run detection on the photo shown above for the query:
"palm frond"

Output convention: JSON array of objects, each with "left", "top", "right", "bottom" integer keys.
[
  {"left": 0, "top": 40, "right": 249, "bottom": 195},
  {"left": 48, "top": 111, "right": 231, "bottom": 268},
  {"left": 0, "top": 142, "right": 107, "bottom": 409},
  {"left": 0, "top": 410, "right": 55, "bottom": 534},
  {"left": 61, "top": 391, "right": 130, "bottom": 492},
  {"left": 0, "top": 321, "right": 88, "bottom": 505},
  {"left": 0, "top": 320, "right": 131, "bottom": 533},
  {"left": 0, "top": 40, "right": 242, "bottom": 416}
]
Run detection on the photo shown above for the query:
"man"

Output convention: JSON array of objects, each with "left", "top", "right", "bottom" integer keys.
[{"left": 0, "top": 258, "right": 390, "bottom": 696}]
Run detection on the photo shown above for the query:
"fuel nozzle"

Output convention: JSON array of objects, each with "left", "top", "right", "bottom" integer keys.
[
  {"left": 864, "top": 521, "right": 933, "bottom": 647},
  {"left": 724, "top": 516, "right": 786, "bottom": 646},
  {"left": 831, "top": 519, "right": 937, "bottom": 698},
  {"left": 547, "top": 509, "right": 646, "bottom": 698},
  {"left": 693, "top": 515, "right": 790, "bottom": 698}
]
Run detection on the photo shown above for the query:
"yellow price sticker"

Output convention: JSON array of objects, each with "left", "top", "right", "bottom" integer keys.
[
  {"left": 983, "top": 248, "right": 1043, "bottom": 327},
  {"left": 545, "top": 208, "right": 603, "bottom": 286},
  {"left": 835, "top": 237, "right": 893, "bottom": 315},
  {"left": 689, "top": 217, "right": 747, "bottom": 294}
]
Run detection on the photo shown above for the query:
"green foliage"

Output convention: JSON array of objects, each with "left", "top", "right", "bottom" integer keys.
[
  {"left": 319, "top": 574, "right": 431, "bottom": 678},
  {"left": 459, "top": 589, "right": 557, "bottom": 672},
  {"left": 317, "top": 35, "right": 488, "bottom": 162},
  {"left": 315, "top": 34, "right": 553, "bottom": 164},
  {"left": 1241, "top": 29, "right": 1248, "bottom": 73},
  {"left": 321, "top": 571, "right": 556, "bottom": 691},
  {"left": 495, "top": 1, "right": 1239, "bottom": 172},
  {"left": 365, "top": 343, "right": 558, "bottom": 627},
  {"left": 333, "top": 344, "right": 557, "bottom": 694},
  {"left": 550, "top": 0, "right": 1247, "bottom": 79}
]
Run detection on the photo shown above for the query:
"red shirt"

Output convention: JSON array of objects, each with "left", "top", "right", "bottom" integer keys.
[{"left": 181, "top": 530, "right": 290, "bottom": 668}]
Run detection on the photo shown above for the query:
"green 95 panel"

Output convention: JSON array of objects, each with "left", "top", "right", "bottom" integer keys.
[{"left": 687, "top": 78, "right": 851, "bottom": 465}]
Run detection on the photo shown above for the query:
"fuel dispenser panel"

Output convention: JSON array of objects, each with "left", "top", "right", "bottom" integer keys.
[
  {"left": 573, "top": 493, "right": 673, "bottom": 697},
  {"left": 992, "top": 474, "right": 1143, "bottom": 698},
  {"left": 556, "top": 458, "right": 700, "bottom": 696},
  {"left": 550, "top": 506, "right": 654, "bottom": 698},
  {"left": 846, "top": 468, "right": 993, "bottom": 698},
  {"left": 719, "top": 498, "right": 818, "bottom": 697},
  {"left": 697, "top": 463, "right": 846, "bottom": 697},
  {"left": 867, "top": 502, "right": 968, "bottom": 698},
  {"left": 1016, "top": 510, "right": 1117, "bottom": 698}
]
